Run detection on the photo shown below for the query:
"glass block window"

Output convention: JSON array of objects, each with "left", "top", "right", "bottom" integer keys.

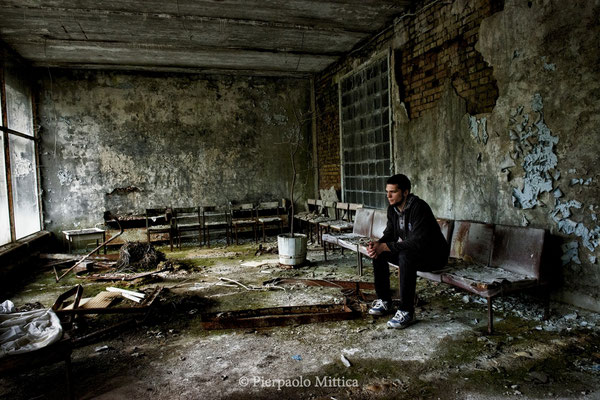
[{"left": 340, "top": 56, "right": 392, "bottom": 208}]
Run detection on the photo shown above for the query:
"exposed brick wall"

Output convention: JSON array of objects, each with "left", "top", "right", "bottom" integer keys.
[
  {"left": 399, "top": 0, "right": 502, "bottom": 118},
  {"left": 315, "top": 73, "right": 341, "bottom": 191},
  {"left": 314, "top": 0, "right": 503, "bottom": 191}
]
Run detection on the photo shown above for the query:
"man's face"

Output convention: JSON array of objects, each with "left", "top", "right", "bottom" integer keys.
[{"left": 386, "top": 184, "right": 408, "bottom": 207}]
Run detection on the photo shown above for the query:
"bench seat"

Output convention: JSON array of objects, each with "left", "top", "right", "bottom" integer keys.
[{"left": 321, "top": 209, "right": 549, "bottom": 334}]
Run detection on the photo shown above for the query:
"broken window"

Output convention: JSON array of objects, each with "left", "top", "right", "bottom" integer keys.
[
  {"left": 9, "top": 135, "right": 40, "bottom": 239},
  {"left": 0, "top": 133, "right": 9, "bottom": 245},
  {"left": 339, "top": 56, "right": 392, "bottom": 208},
  {"left": 1, "top": 55, "right": 41, "bottom": 243}
]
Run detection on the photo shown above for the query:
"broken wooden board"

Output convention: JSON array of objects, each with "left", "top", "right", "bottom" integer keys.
[
  {"left": 64, "top": 292, "right": 120, "bottom": 310},
  {"left": 53, "top": 286, "right": 162, "bottom": 316}
]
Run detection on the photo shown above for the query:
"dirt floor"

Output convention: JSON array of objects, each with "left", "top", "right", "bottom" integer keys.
[{"left": 2, "top": 236, "right": 600, "bottom": 400}]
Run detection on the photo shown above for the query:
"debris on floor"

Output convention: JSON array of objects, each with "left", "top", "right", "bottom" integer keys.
[{"left": 115, "top": 242, "right": 166, "bottom": 271}]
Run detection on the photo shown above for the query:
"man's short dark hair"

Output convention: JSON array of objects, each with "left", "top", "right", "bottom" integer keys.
[{"left": 387, "top": 174, "right": 411, "bottom": 192}]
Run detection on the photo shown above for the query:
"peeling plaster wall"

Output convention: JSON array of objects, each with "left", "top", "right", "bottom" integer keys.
[
  {"left": 315, "top": 0, "right": 600, "bottom": 310},
  {"left": 475, "top": 0, "right": 600, "bottom": 310},
  {"left": 37, "top": 70, "right": 312, "bottom": 233},
  {"left": 398, "top": 0, "right": 600, "bottom": 310}
]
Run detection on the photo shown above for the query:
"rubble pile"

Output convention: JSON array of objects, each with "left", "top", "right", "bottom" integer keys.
[{"left": 115, "top": 242, "right": 166, "bottom": 271}]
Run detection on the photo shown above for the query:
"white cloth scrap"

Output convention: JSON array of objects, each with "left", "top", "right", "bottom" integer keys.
[{"left": 0, "top": 300, "right": 63, "bottom": 358}]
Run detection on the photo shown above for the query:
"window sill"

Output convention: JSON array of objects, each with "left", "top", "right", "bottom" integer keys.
[{"left": 0, "top": 231, "right": 51, "bottom": 260}]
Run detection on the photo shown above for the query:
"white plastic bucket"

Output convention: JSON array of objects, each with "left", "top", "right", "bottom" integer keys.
[{"left": 277, "top": 233, "right": 308, "bottom": 266}]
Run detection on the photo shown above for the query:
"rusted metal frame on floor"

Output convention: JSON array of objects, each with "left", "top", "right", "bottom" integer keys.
[
  {"left": 199, "top": 303, "right": 362, "bottom": 330},
  {"left": 264, "top": 277, "right": 375, "bottom": 291}
]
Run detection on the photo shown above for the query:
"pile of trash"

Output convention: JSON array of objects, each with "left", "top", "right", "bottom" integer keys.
[{"left": 115, "top": 242, "right": 166, "bottom": 272}]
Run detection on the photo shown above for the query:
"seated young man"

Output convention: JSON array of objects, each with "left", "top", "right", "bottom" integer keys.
[{"left": 366, "top": 174, "right": 449, "bottom": 329}]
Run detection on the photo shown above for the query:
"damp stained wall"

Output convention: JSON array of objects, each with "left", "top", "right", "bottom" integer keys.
[
  {"left": 398, "top": 0, "right": 600, "bottom": 311},
  {"left": 37, "top": 70, "right": 312, "bottom": 234},
  {"left": 315, "top": 0, "right": 600, "bottom": 311}
]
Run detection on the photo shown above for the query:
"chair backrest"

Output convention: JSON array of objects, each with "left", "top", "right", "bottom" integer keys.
[
  {"left": 352, "top": 208, "right": 375, "bottom": 237},
  {"left": 335, "top": 202, "right": 349, "bottom": 220},
  {"left": 172, "top": 207, "right": 200, "bottom": 228},
  {"left": 323, "top": 201, "right": 336, "bottom": 217},
  {"left": 491, "top": 224, "right": 544, "bottom": 279},
  {"left": 348, "top": 203, "right": 363, "bottom": 221},
  {"left": 449, "top": 221, "right": 494, "bottom": 266},
  {"left": 371, "top": 209, "right": 388, "bottom": 240},
  {"left": 436, "top": 218, "right": 454, "bottom": 243},
  {"left": 145, "top": 207, "right": 170, "bottom": 227},
  {"left": 256, "top": 201, "right": 281, "bottom": 218},
  {"left": 202, "top": 205, "right": 228, "bottom": 223},
  {"left": 230, "top": 203, "right": 255, "bottom": 220}
]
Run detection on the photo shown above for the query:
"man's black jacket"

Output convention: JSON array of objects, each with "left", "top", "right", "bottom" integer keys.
[{"left": 378, "top": 194, "right": 449, "bottom": 261}]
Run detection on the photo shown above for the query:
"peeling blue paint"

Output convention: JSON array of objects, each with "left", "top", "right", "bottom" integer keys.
[
  {"left": 553, "top": 188, "right": 563, "bottom": 198},
  {"left": 557, "top": 219, "right": 577, "bottom": 235},
  {"left": 510, "top": 94, "right": 558, "bottom": 209},
  {"left": 552, "top": 199, "right": 583, "bottom": 220},
  {"left": 561, "top": 241, "right": 581, "bottom": 265},
  {"left": 468, "top": 115, "right": 488, "bottom": 145}
]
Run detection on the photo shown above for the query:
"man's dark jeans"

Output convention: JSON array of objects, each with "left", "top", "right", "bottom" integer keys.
[{"left": 373, "top": 247, "right": 448, "bottom": 312}]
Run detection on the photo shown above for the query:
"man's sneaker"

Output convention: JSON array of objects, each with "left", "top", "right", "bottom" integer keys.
[
  {"left": 387, "top": 310, "right": 415, "bottom": 329},
  {"left": 368, "top": 299, "right": 391, "bottom": 316}
]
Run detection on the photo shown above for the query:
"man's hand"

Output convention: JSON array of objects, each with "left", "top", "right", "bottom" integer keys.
[{"left": 366, "top": 241, "right": 390, "bottom": 259}]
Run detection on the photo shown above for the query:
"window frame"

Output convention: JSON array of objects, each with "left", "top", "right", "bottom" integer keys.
[
  {"left": 338, "top": 51, "right": 394, "bottom": 208},
  {"left": 0, "top": 49, "right": 43, "bottom": 245}
]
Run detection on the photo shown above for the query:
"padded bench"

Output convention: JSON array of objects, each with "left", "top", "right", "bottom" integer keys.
[{"left": 322, "top": 210, "right": 549, "bottom": 334}]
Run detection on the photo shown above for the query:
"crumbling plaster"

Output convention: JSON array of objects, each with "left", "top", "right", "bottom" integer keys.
[
  {"left": 391, "top": 0, "right": 599, "bottom": 310},
  {"left": 37, "top": 70, "right": 312, "bottom": 234}
]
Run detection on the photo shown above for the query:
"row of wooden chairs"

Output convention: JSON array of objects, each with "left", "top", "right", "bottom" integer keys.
[
  {"left": 294, "top": 200, "right": 363, "bottom": 243},
  {"left": 145, "top": 202, "right": 286, "bottom": 250}
]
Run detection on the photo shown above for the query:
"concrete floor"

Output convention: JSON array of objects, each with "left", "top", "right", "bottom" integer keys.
[{"left": 2, "top": 237, "right": 600, "bottom": 399}]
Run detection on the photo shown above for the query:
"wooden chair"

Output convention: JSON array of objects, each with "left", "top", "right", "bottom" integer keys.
[
  {"left": 145, "top": 207, "right": 173, "bottom": 251},
  {"left": 230, "top": 203, "right": 257, "bottom": 244},
  {"left": 202, "top": 205, "right": 230, "bottom": 247},
  {"left": 307, "top": 200, "right": 335, "bottom": 244},
  {"left": 294, "top": 198, "right": 317, "bottom": 234},
  {"left": 172, "top": 207, "right": 202, "bottom": 248},
  {"left": 256, "top": 201, "right": 284, "bottom": 242}
]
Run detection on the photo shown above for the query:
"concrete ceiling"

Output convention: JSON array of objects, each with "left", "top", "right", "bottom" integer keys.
[{"left": 0, "top": 0, "right": 413, "bottom": 77}]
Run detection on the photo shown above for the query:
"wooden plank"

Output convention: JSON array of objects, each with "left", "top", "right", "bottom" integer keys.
[
  {"left": 9, "top": 40, "right": 337, "bottom": 73},
  {"left": 63, "top": 291, "right": 120, "bottom": 310},
  {"left": 0, "top": 0, "right": 409, "bottom": 32}
]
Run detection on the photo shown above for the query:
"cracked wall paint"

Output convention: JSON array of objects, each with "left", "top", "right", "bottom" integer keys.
[
  {"left": 468, "top": 115, "right": 488, "bottom": 145},
  {"left": 509, "top": 94, "right": 558, "bottom": 209},
  {"left": 37, "top": 70, "right": 312, "bottom": 233}
]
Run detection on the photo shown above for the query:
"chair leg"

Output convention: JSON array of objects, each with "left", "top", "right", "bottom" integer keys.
[
  {"left": 323, "top": 241, "right": 327, "bottom": 261},
  {"left": 254, "top": 224, "right": 257, "bottom": 243},
  {"left": 487, "top": 297, "right": 494, "bottom": 334},
  {"left": 207, "top": 227, "right": 211, "bottom": 248},
  {"left": 357, "top": 246, "right": 363, "bottom": 276},
  {"left": 262, "top": 223, "right": 266, "bottom": 242},
  {"left": 235, "top": 226, "right": 239, "bottom": 245}
]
